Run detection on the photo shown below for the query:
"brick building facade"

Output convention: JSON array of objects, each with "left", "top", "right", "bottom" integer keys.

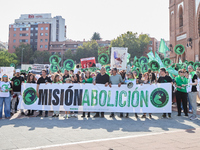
[{"left": 169, "top": 0, "right": 200, "bottom": 62}]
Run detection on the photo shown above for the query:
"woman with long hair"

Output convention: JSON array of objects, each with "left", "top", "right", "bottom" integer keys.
[
  {"left": 140, "top": 72, "right": 152, "bottom": 119},
  {"left": 0, "top": 74, "right": 12, "bottom": 119},
  {"left": 125, "top": 72, "right": 138, "bottom": 118},
  {"left": 52, "top": 74, "right": 62, "bottom": 117},
  {"left": 26, "top": 73, "right": 36, "bottom": 116},
  {"left": 81, "top": 71, "right": 93, "bottom": 118}
]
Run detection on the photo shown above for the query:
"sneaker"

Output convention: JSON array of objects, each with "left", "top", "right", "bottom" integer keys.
[
  {"left": 141, "top": 115, "right": 146, "bottom": 118},
  {"left": 56, "top": 114, "right": 59, "bottom": 117},
  {"left": 149, "top": 114, "right": 152, "bottom": 119},
  {"left": 63, "top": 114, "right": 67, "bottom": 118},
  {"left": 74, "top": 114, "right": 78, "bottom": 118},
  {"left": 93, "top": 114, "right": 100, "bottom": 118},
  {"left": 189, "top": 110, "right": 192, "bottom": 113},
  {"left": 110, "top": 114, "right": 114, "bottom": 118},
  {"left": 189, "top": 115, "right": 194, "bottom": 119},
  {"left": 71, "top": 114, "right": 75, "bottom": 117},
  {"left": 52, "top": 114, "right": 56, "bottom": 117},
  {"left": 36, "top": 114, "right": 42, "bottom": 117},
  {"left": 190, "top": 116, "right": 198, "bottom": 120},
  {"left": 67, "top": 114, "right": 71, "bottom": 118},
  {"left": 168, "top": 114, "right": 171, "bottom": 118},
  {"left": 21, "top": 112, "right": 25, "bottom": 115},
  {"left": 162, "top": 114, "right": 167, "bottom": 118}
]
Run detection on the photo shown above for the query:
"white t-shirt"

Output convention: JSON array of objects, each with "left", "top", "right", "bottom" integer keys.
[
  {"left": 74, "top": 68, "right": 80, "bottom": 74},
  {"left": 0, "top": 81, "right": 11, "bottom": 97}
]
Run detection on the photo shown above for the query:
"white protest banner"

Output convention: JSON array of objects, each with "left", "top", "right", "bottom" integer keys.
[
  {"left": 18, "top": 83, "right": 172, "bottom": 113},
  {"left": 0, "top": 67, "right": 15, "bottom": 79},
  {"left": 111, "top": 47, "right": 128, "bottom": 70}
]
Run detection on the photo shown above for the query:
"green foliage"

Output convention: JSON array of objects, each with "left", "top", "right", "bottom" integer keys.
[
  {"left": 15, "top": 43, "right": 34, "bottom": 64},
  {"left": 73, "top": 40, "right": 99, "bottom": 63},
  {"left": 31, "top": 51, "right": 51, "bottom": 64},
  {"left": 111, "top": 31, "right": 150, "bottom": 60},
  {"left": 91, "top": 32, "right": 101, "bottom": 40},
  {"left": 0, "top": 50, "right": 18, "bottom": 67}
]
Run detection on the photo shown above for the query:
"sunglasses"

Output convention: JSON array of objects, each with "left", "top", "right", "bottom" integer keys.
[{"left": 179, "top": 71, "right": 183, "bottom": 73}]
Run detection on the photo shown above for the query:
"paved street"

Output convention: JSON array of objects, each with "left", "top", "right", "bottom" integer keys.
[{"left": 0, "top": 107, "right": 200, "bottom": 150}]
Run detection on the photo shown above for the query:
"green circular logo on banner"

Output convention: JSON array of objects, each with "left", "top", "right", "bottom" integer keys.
[
  {"left": 49, "top": 55, "right": 60, "bottom": 65},
  {"left": 10, "top": 63, "right": 15, "bottom": 68},
  {"left": 63, "top": 59, "right": 75, "bottom": 70},
  {"left": 23, "top": 87, "right": 37, "bottom": 105},
  {"left": 50, "top": 65, "right": 59, "bottom": 73},
  {"left": 139, "top": 56, "right": 148, "bottom": 65},
  {"left": 134, "top": 59, "right": 140, "bottom": 67},
  {"left": 98, "top": 53, "right": 109, "bottom": 65},
  {"left": 150, "top": 88, "right": 169, "bottom": 108},
  {"left": 105, "top": 66, "right": 111, "bottom": 73},
  {"left": 149, "top": 60, "right": 160, "bottom": 71},
  {"left": 163, "top": 58, "right": 171, "bottom": 67},
  {"left": 194, "top": 62, "right": 200, "bottom": 70},
  {"left": 14, "top": 79, "right": 20, "bottom": 86},
  {"left": 141, "top": 64, "right": 148, "bottom": 73},
  {"left": 174, "top": 44, "right": 185, "bottom": 55}
]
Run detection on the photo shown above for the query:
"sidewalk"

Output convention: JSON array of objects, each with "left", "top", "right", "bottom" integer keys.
[{"left": 39, "top": 128, "right": 200, "bottom": 150}]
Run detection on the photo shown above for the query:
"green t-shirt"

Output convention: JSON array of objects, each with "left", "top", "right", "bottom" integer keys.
[
  {"left": 175, "top": 75, "right": 188, "bottom": 93},
  {"left": 82, "top": 78, "right": 93, "bottom": 83}
]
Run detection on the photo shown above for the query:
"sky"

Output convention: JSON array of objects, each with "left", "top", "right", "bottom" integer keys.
[{"left": 0, "top": 0, "right": 169, "bottom": 42}]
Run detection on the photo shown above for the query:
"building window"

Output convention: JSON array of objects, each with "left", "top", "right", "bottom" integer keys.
[
  {"left": 26, "top": 28, "right": 29, "bottom": 31},
  {"left": 35, "top": 39, "right": 37, "bottom": 42},
  {"left": 13, "top": 46, "right": 16, "bottom": 49},
  {"left": 179, "top": 5, "right": 183, "bottom": 27},
  {"left": 45, "top": 27, "right": 48, "bottom": 30},
  {"left": 51, "top": 52, "right": 55, "bottom": 55},
  {"left": 58, "top": 52, "right": 61, "bottom": 55},
  {"left": 13, "top": 34, "right": 16, "bottom": 37},
  {"left": 14, "top": 28, "right": 16, "bottom": 31},
  {"left": 149, "top": 41, "right": 153, "bottom": 45},
  {"left": 35, "top": 27, "right": 38, "bottom": 30},
  {"left": 13, "top": 39, "right": 16, "bottom": 43},
  {"left": 31, "top": 27, "right": 34, "bottom": 30},
  {"left": 25, "top": 39, "right": 28, "bottom": 42},
  {"left": 40, "top": 33, "right": 43, "bottom": 36},
  {"left": 45, "top": 45, "right": 48, "bottom": 48},
  {"left": 30, "top": 39, "right": 33, "bottom": 42},
  {"left": 20, "top": 28, "right": 22, "bottom": 31},
  {"left": 45, "top": 39, "right": 48, "bottom": 42},
  {"left": 41, "top": 27, "right": 43, "bottom": 30},
  {"left": 35, "top": 33, "right": 38, "bottom": 36},
  {"left": 40, "top": 39, "right": 43, "bottom": 42},
  {"left": 45, "top": 33, "right": 48, "bottom": 36},
  {"left": 149, "top": 47, "right": 153, "bottom": 51},
  {"left": 40, "top": 45, "right": 43, "bottom": 48},
  {"left": 30, "top": 33, "right": 33, "bottom": 36},
  {"left": 74, "top": 45, "right": 77, "bottom": 47},
  {"left": 20, "top": 33, "right": 28, "bottom": 36}
]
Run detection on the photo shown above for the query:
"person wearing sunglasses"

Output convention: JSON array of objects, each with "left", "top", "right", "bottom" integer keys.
[
  {"left": 175, "top": 69, "right": 188, "bottom": 116},
  {"left": 0, "top": 74, "right": 12, "bottom": 119}
]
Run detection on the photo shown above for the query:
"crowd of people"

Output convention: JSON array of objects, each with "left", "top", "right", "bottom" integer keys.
[{"left": 0, "top": 64, "right": 199, "bottom": 121}]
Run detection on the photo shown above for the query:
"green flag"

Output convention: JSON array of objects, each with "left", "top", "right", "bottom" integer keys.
[
  {"left": 147, "top": 51, "right": 155, "bottom": 62},
  {"left": 159, "top": 39, "right": 169, "bottom": 57},
  {"left": 179, "top": 58, "right": 182, "bottom": 64},
  {"left": 155, "top": 52, "right": 165, "bottom": 68}
]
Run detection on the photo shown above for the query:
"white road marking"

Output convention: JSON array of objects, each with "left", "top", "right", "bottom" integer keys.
[{"left": 18, "top": 129, "right": 185, "bottom": 150}]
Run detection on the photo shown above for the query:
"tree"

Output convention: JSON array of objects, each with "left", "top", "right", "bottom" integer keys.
[
  {"left": 0, "top": 50, "right": 18, "bottom": 67},
  {"left": 111, "top": 31, "right": 150, "bottom": 59},
  {"left": 75, "top": 40, "right": 99, "bottom": 63},
  {"left": 91, "top": 32, "right": 101, "bottom": 40},
  {"left": 31, "top": 51, "right": 51, "bottom": 64},
  {"left": 15, "top": 43, "right": 34, "bottom": 64}
]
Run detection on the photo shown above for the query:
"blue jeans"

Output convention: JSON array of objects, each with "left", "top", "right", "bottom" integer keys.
[
  {"left": 0, "top": 97, "right": 11, "bottom": 118},
  {"left": 181, "top": 95, "right": 192, "bottom": 111}
]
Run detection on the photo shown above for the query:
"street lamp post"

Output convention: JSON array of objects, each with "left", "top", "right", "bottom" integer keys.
[{"left": 21, "top": 48, "right": 24, "bottom": 68}]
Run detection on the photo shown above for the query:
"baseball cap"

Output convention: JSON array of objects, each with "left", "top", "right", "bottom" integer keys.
[{"left": 16, "top": 69, "right": 20, "bottom": 73}]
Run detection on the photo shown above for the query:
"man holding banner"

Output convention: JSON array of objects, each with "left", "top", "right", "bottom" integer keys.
[
  {"left": 36, "top": 70, "right": 52, "bottom": 117},
  {"left": 93, "top": 67, "right": 109, "bottom": 118},
  {"left": 109, "top": 68, "right": 124, "bottom": 118}
]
